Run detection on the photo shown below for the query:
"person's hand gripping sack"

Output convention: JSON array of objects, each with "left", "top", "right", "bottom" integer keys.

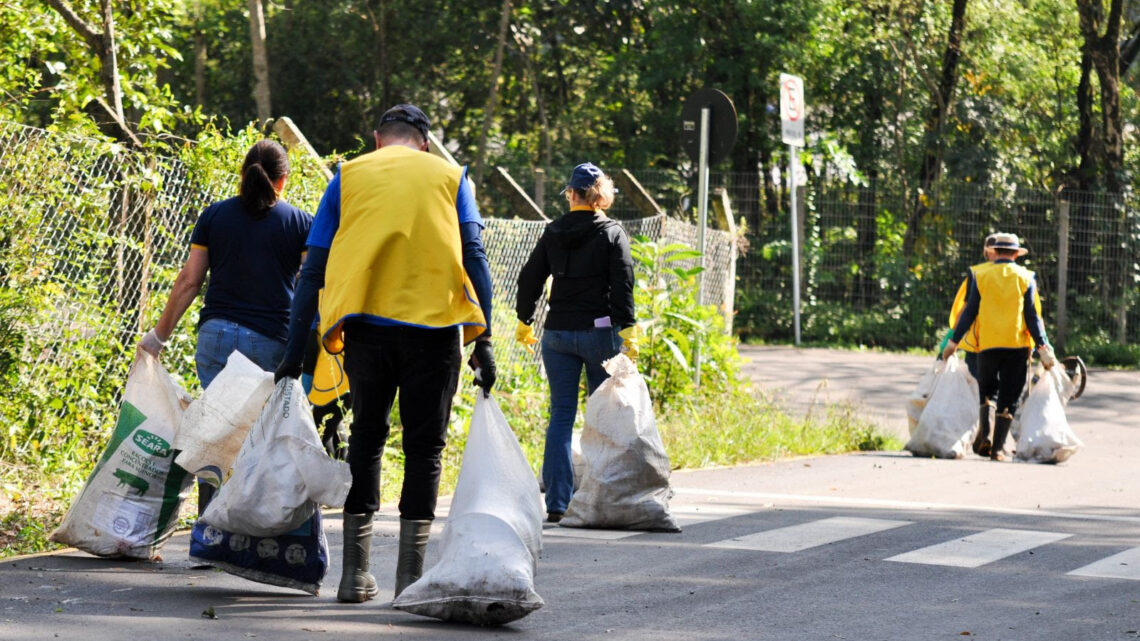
[
  {"left": 940, "top": 340, "right": 958, "bottom": 362},
  {"left": 137, "top": 328, "right": 168, "bottom": 358},
  {"left": 274, "top": 359, "right": 302, "bottom": 383},
  {"left": 1037, "top": 344, "right": 1056, "bottom": 370},
  {"left": 619, "top": 324, "right": 643, "bottom": 360},
  {"left": 468, "top": 338, "right": 497, "bottom": 397},
  {"left": 515, "top": 320, "right": 538, "bottom": 354}
]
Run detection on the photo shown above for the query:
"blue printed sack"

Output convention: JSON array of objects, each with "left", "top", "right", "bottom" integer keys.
[{"left": 189, "top": 511, "right": 329, "bottom": 595}]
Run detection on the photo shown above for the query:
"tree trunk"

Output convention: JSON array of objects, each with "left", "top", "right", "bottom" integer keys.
[
  {"left": 194, "top": 28, "right": 206, "bottom": 107},
  {"left": 903, "top": 0, "right": 968, "bottom": 258},
  {"left": 248, "top": 0, "right": 272, "bottom": 125},
  {"left": 473, "top": 0, "right": 512, "bottom": 187},
  {"left": 855, "top": 74, "right": 884, "bottom": 308}
]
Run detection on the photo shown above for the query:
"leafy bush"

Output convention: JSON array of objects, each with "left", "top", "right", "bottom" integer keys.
[{"left": 630, "top": 235, "right": 745, "bottom": 406}]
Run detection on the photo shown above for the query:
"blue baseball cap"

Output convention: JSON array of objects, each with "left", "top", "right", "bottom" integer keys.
[
  {"left": 379, "top": 104, "right": 430, "bottom": 140},
  {"left": 564, "top": 162, "right": 604, "bottom": 192}
]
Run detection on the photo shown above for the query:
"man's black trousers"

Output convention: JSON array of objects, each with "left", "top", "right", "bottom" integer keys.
[
  {"left": 341, "top": 322, "right": 461, "bottom": 518},
  {"left": 977, "top": 347, "right": 1031, "bottom": 414}
]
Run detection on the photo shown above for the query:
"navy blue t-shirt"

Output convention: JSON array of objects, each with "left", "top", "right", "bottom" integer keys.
[{"left": 189, "top": 197, "right": 313, "bottom": 341}]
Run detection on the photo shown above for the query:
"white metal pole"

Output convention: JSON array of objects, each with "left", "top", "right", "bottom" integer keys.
[
  {"left": 789, "top": 144, "right": 802, "bottom": 346},
  {"left": 695, "top": 107, "right": 710, "bottom": 387}
]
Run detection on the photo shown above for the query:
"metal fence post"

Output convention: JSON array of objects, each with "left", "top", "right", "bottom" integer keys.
[
  {"left": 711, "top": 188, "right": 737, "bottom": 333},
  {"left": 1056, "top": 198, "right": 1069, "bottom": 352},
  {"left": 534, "top": 168, "right": 545, "bottom": 213}
]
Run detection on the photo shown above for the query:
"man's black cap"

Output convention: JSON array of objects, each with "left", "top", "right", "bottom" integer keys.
[{"left": 379, "top": 104, "right": 430, "bottom": 141}]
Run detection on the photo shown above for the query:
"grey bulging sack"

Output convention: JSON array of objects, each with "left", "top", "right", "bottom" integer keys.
[
  {"left": 560, "top": 354, "right": 679, "bottom": 532},
  {"left": 905, "top": 356, "right": 977, "bottom": 459},
  {"left": 394, "top": 394, "right": 544, "bottom": 625}
]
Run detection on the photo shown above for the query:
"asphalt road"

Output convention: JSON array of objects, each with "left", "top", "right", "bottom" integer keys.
[{"left": 2, "top": 346, "right": 1137, "bottom": 641}]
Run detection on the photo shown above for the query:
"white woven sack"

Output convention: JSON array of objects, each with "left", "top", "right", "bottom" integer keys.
[
  {"left": 905, "top": 361, "right": 939, "bottom": 435},
  {"left": 904, "top": 356, "right": 978, "bottom": 459},
  {"left": 174, "top": 350, "right": 274, "bottom": 487},
  {"left": 51, "top": 353, "right": 193, "bottom": 559},
  {"left": 201, "top": 378, "right": 351, "bottom": 537},
  {"left": 1015, "top": 366, "right": 1083, "bottom": 464},
  {"left": 394, "top": 394, "right": 544, "bottom": 625},
  {"left": 561, "top": 354, "right": 679, "bottom": 532}
]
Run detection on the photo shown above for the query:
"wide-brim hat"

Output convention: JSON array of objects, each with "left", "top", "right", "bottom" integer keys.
[{"left": 990, "top": 232, "right": 1028, "bottom": 257}]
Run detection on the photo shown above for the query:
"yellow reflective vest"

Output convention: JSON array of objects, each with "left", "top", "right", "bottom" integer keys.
[
  {"left": 969, "top": 260, "right": 1042, "bottom": 350},
  {"left": 318, "top": 146, "right": 486, "bottom": 353}
]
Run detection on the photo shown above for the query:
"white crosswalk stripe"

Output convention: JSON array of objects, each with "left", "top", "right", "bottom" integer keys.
[
  {"left": 705, "top": 516, "right": 912, "bottom": 552},
  {"left": 886, "top": 528, "right": 1072, "bottom": 568},
  {"left": 671, "top": 504, "right": 755, "bottom": 526},
  {"left": 1067, "top": 547, "right": 1140, "bottom": 580},
  {"left": 534, "top": 494, "right": 1137, "bottom": 581}
]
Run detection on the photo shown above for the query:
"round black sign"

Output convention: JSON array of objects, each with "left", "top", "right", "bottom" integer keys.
[{"left": 680, "top": 88, "right": 738, "bottom": 165}]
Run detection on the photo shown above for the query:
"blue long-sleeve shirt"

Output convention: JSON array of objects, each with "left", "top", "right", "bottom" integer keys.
[{"left": 280, "top": 167, "right": 493, "bottom": 367}]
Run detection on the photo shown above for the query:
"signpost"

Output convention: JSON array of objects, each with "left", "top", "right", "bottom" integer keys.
[
  {"left": 681, "top": 88, "right": 737, "bottom": 386},
  {"left": 779, "top": 73, "right": 805, "bottom": 346}
]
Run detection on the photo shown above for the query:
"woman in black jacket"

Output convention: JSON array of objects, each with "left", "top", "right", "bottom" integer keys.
[{"left": 515, "top": 162, "right": 636, "bottom": 523}]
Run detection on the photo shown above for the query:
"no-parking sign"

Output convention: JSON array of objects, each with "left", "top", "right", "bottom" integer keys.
[{"left": 780, "top": 73, "right": 805, "bottom": 147}]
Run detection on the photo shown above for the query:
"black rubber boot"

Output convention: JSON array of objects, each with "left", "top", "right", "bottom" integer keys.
[
  {"left": 972, "top": 403, "right": 993, "bottom": 457},
  {"left": 197, "top": 482, "right": 215, "bottom": 517},
  {"left": 990, "top": 413, "right": 1013, "bottom": 461},
  {"left": 394, "top": 519, "right": 431, "bottom": 598},
  {"left": 338, "top": 512, "right": 379, "bottom": 603}
]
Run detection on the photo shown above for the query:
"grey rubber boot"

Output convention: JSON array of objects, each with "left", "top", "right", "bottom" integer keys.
[
  {"left": 972, "top": 402, "right": 993, "bottom": 457},
  {"left": 337, "top": 512, "right": 379, "bottom": 603},
  {"left": 393, "top": 519, "right": 431, "bottom": 598},
  {"left": 990, "top": 413, "right": 1013, "bottom": 461}
]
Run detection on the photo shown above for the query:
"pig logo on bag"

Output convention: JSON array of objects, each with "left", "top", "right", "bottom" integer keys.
[
  {"left": 229, "top": 534, "right": 250, "bottom": 552},
  {"left": 257, "top": 538, "right": 279, "bottom": 559},
  {"left": 202, "top": 526, "right": 224, "bottom": 546},
  {"left": 284, "top": 544, "right": 307, "bottom": 565},
  {"left": 132, "top": 429, "right": 171, "bottom": 458}
]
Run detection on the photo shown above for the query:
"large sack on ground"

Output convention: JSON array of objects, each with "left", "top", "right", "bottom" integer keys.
[
  {"left": 393, "top": 394, "right": 544, "bottom": 625},
  {"left": 200, "top": 378, "right": 351, "bottom": 537},
  {"left": 905, "top": 362, "right": 938, "bottom": 435},
  {"left": 189, "top": 511, "right": 329, "bottom": 595},
  {"left": 174, "top": 350, "right": 273, "bottom": 487},
  {"left": 50, "top": 353, "right": 193, "bottom": 560},
  {"left": 561, "top": 354, "right": 680, "bottom": 532},
  {"left": 905, "top": 356, "right": 977, "bottom": 459},
  {"left": 1015, "top": 366, "right": 1083, "bottom": 464}
]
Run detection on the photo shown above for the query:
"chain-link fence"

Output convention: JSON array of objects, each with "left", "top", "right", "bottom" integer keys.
[
  {"left": 502, "top": 164, "right": 1139, "bottom": 352},
  {"left": 0, "top": 122, "right": 736, "bottom": 459}
]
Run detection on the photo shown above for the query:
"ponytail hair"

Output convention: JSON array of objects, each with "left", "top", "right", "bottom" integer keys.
[
  {"left": 239, "top": 139, "right": 290, "bottom": 217},
  {"left": 566, "top": 173, "right": 615, "bottom": 211}
]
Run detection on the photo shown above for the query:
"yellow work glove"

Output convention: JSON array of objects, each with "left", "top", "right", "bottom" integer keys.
[
  {"left": 515, "top": 321, "right": 538, "bottom": 354},
  {"left": 619, "top": 325, "right": 642, "bottom": 360}
]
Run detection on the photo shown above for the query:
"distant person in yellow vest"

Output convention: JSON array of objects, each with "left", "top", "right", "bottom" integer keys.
[
  {"left": 274, "top": 104, "right": 496, "bottom": 603},
  {"left": 942, "top": 232, "right": 1055, "bottom": 461}
]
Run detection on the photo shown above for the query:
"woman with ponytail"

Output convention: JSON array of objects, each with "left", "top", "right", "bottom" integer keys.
[{"left": 138, "top": 139, "right": 313, "bottom": 513}]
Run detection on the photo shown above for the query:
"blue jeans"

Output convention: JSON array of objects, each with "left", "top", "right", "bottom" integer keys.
[
  {"left": 541, "top": 327, "right": 622, "bottom": 514},
  {"left": 195, "top": 318, "right": 285, "bottom": 388}
]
